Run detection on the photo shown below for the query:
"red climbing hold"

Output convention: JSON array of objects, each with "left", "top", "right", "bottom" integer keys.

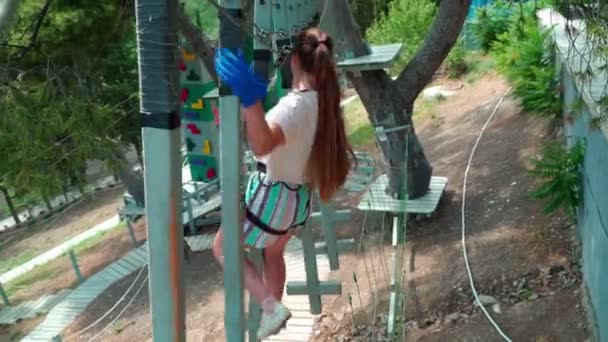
[
  {"left": 212, "top": 101, "right": 220, "bottom": 125},
  {"left": 186, "top": 123, "right": 201, "bottom": 135},
  {"left": 207, "top": 167, "right": 217, "bottom": 179},
  {"left": 179, "top": 61, "right": 187, "bottom": 71},
  {"left": 180, "top": 88, "right": 189, "bottom": 103}
]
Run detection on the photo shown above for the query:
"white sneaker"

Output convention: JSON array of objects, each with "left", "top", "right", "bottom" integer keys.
[{"left": 257, "top": 302, "right": 291, "bottom": 340}]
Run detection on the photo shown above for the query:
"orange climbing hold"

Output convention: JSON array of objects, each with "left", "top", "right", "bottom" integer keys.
[
  {"left": 182, "top": 50, "right": 196, "bottom": 62},
  {"left": 191, "top": 99, "right": 204, "bottom": 110}
]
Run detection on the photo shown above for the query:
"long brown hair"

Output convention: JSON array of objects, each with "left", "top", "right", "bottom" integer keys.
[{"left": 292, "top": 28, "right": 355, "bottom": 202}]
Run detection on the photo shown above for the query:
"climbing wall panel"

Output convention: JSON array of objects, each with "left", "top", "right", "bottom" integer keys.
[{"left": 179, "top": 47, "right": 220, "bottom": 183}]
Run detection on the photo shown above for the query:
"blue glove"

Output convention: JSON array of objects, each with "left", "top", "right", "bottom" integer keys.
[{"left": 215, "top": 48, "right": 267, "bottom": 107}]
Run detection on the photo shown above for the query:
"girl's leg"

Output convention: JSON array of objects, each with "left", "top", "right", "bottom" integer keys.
[
  {"left": 263, "top": 232, "right": 294, "bottom": 301},
  {"left": 213, "top": 229, "right": 275, "bottom": 311}
]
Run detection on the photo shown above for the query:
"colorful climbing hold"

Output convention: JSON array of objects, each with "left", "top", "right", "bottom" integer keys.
[
  {"left": 186, "top": 123, "right": 201, "bottom": 135},
  {"left": 183, "top": 112, "right": 199, "bottom": 120},
  {"left": 212, "top": 101, "right": 220, "bottom": 125},
  {"left": 187, "top": 70, "right": 201, "bottom": 82},
  {"left": 191, "top": 99, "right": 204, "bottom": 110},
  {"left": 202, "top": 140, "right": 212, "bottom": 155},
  {"left": 182, "top": 50, "right": 196, "bottom": 62},
  {"left": 186, "top": 138, "right": 196, "bottom": 152},
  {"left": 180, "top": 88, "right": 189, "bottom": 103},
  {"left": 207, "top": 167, "right": 217, "bottom": 179},
  {"left": 179, "top": 61, "right": 187, "bottom": 72},
  {"left": 190, "top": 157, "right": 205, "bottom": 166}
]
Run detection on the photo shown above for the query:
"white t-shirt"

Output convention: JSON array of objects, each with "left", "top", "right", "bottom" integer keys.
[{"left": 259, "top": 90, "right": 318, "bottom": 184}]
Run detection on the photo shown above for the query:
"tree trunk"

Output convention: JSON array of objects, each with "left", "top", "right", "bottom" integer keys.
[
  {"left": 322, "top": 0, "right": 470, "bottom": 199},
  {"left": 62, "top": 184, "right": 70, "bottom": 203},
  {"left": 114, "top": 152, "right": 146, "bottom": 206},
  {"left": 42, "top": 194, "right": 52, "bottom": 211},
  {"left": 0, "top": 185, "right": 20, "bottom": 224}
]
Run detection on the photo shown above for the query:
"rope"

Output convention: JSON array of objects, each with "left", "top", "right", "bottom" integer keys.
[
  {"left": 461, "top": 87, "right": 512, "bottom": 342},
  {"left": 62, "top": 264, "right": 149, "bottom": 341},
  {"left": 86, "top": 272, "right": 150, "bottom": 342}
]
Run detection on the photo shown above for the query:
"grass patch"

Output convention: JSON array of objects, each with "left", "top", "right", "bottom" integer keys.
[
  {"left": 342, "top": 93, "right": 447, "bottom": 148},
  {"left": 412, "top": 95, "right": 445, "bottom": 124},
  {"left": 0, "top": 250, "right": 37, "bottom": 274},
  {"left": 343, "top": 98, "right": 375, "bottom": 148},
  {"left": 4, "top": 263, "right": 62, "bottom": 298},
  {"left": 64, "top": 222, "right": 126, "bottom": 256},
  {"left": 464, "top": 53, "right": 495, "bottom": 84}
]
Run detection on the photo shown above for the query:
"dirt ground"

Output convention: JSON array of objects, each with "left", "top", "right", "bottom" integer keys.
[
  {"left": 0, "top": 185, "right": 127, "bottom": 265},
  {"left": 28, "top": 72, "right": 590, "bottom": 342},
  {"left": 315, "top": 73, "right": 589, "bottom": 341}
]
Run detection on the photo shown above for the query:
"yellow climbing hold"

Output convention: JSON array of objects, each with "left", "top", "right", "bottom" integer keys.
[
  {"left": 203, "top": 140, "right": 212, "bottom": 155},
  {"left": 191, "top": 99, "right": 204, "bottom": 110},
  {"left": 182, "top": 50, "right": 196, "bottom": 62}
]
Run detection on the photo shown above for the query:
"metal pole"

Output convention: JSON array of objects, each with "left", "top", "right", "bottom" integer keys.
[
  {"left": 126, "top": 220, "right": 138, "bottom": 247},
  {"left": 68, "top": 250, "right": 84, "bottom": 284},
  {"left": 0, "top": 282, "right": 9, "bottom": 306},
  {"left": 135, "top": 0, "right": 185, "bottom": 341},
  {"left": 218, "top": 1, "right": 246, "bottom": 341}
]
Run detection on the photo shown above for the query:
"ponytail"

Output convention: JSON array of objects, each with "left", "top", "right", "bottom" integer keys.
[{"left": 293, "top": 28, "right": 354, "bottom": 202}]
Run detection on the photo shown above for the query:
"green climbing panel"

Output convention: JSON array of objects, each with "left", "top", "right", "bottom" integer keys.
[{"left": 179, "top": 47, "right": 221, "bottom": 183}]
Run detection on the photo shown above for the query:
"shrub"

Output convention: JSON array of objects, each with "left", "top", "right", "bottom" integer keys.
[
  {"left": 471, "top": 1, "right": 514, "bottom": 52},
  {"left": 529, "top": 140, "right": 585, "bottom": 218},
  {"left": 446, "top": 38, "right": 469, "bottom": 78},
  {"left": 471, "top": 0, "right": 549, "bottom": 53},
  {"left": 366, "top": 0, "right": 436, "bottom": 74},
  {"left": 491, "top": 15, "right": 561, "bottom": 116}
]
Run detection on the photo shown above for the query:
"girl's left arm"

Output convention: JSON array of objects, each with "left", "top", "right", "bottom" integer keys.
[{"left": 243, "top": 102, "right": 286, "bottom": 157}]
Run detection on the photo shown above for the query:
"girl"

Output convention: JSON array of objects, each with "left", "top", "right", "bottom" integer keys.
[{"left": 214, "top": 28, "right": 353, "bottom": 339}]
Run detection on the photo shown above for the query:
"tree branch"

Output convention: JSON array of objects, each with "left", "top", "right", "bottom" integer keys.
[
  {"left": 8, "top": 0, "right": 53, "bottom": 61},
  {"left": 395, "top": 0, "right": 471, "bottom": 103},
  {"left": 177, "top": 6, "right": 217, "bottom": 84}
]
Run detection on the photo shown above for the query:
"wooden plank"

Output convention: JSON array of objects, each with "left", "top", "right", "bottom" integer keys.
[
  {"left": 0, "top": 306, "right": 17, "bottom": 323},
  {"left": 286, "top": 280, "right": 341, "bottom": 296}
]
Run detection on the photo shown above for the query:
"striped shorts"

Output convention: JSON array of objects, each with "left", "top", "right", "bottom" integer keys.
[{"left": 243, "top": 169, "right": 311, "bottom": 249}]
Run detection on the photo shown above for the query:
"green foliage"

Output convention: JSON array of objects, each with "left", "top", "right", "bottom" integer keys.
[
  {"left": 471, "top": 1, "right": 513, "bottom": 52},
  {"left": 529, "top": 140, "right": 585, "bottom": 218},
  {"left": 182, "top": 0, "right": 219, "bottom": 39},
  {"left": 471, "top": 1, "right": 551, "bottom": 53},
  {"left": 366, "top": 0, "right": 436, "bottom": 73},
  {"left": 0, "top": 0, "right": 140, "bottom": 204},
  {"left": 491, "top": 15, "right": 561, "bottom": 117},
  {"left": 349, "top": 0, "right": 394, "bottom": 34},
  {"left": 446, "top": 38, "right": 469, "bottom": 78}
]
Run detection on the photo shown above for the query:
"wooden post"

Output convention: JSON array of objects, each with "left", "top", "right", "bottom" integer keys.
[
  {"left": 135, "top": 0, "right": 186, "bottom": 340},
  {"left": 247, "top": 249, "right": 264, "bottom": 341},
  {"left": 318, "top": 198, "right": 340, "bottom": 270},
  {"left": 68, "top": 250, "right": 84, "bottom": 284},
  {"left": 219, "top": 1, "right": 246, "bottom": 341},
  {"left": 186, "top": 197, "right": 196, "bottom": 235},
  {"left": 286, "top": 224, "right": 341, "bottom": 315},
  {"left": 126, "top": 220, "right": 138, "bottom": 247},
  {"left": 0, "top": 282, "right": 10, "bottom": 306}
]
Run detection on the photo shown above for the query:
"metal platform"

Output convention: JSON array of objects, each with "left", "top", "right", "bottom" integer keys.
[
  {"left": 337, "top": 43, "right": 404, "bottom": 72},
  {"left": 357, "top": 174, "right": 448, "bottom": 214}
]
